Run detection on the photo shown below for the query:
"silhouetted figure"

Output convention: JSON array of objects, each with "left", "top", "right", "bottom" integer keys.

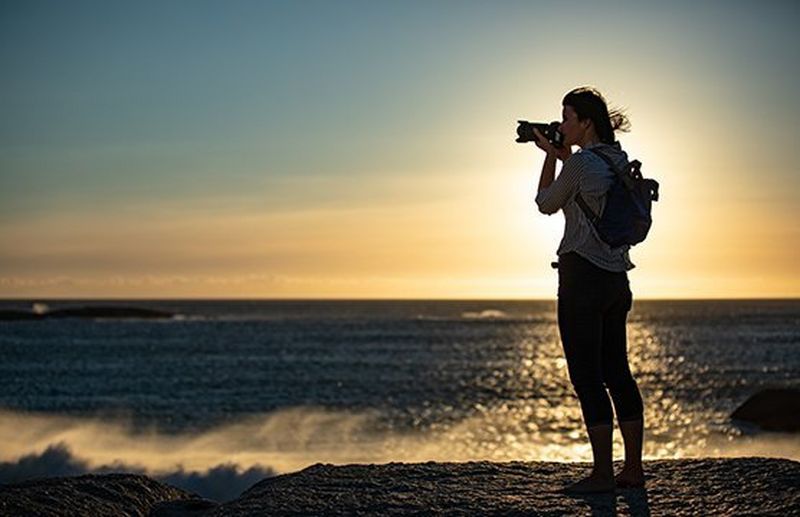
[{"left": 533, "top": 87, "right": 645, "bottom": 493}]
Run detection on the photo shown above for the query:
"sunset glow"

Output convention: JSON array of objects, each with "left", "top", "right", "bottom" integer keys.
[{"left": 2, "top": 1, "right": 798, "bottom": 299}]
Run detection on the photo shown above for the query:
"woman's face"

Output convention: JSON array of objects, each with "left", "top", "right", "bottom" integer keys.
[{"left": 559, "top": 104, "right": 590, "bottom": 147}]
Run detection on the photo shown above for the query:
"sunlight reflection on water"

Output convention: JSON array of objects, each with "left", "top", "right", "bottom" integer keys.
[{"left": 1, "top": 300, "right": 798, "bottom": 475}]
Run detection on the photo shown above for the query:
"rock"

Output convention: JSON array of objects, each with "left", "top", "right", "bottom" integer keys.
[
  {"left": 731, "top": 388, "right": 800, "bottom": 432},
  {"left": 150, "top": 498, "right": 220, "bottom": 516},
  {"left": 0, "top": 473, "right": 197, "bottom": 517},
  {"left": 2, "top": 459, "right": 798, "bottom": 516},
  {"left": 205, "top": 458, "right": 800, "bottom": 516}
]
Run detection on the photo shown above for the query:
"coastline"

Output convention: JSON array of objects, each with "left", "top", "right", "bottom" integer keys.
[{"left": 2, "top": 457, "right": 799, "bottom": 516}]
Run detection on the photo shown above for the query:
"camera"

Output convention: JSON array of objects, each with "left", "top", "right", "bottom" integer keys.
[{"left": 516, "top": 120, "right": 563, "bottom": 147}]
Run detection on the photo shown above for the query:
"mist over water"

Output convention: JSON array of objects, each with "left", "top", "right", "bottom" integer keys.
[{"left": 1, "top": 300, "right": 799, "bottom": 499}]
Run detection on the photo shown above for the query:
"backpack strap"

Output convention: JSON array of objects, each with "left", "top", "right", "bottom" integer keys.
[
  {"left": 573, "top": 147, "right": 618, "bottom": 226},
  {"left": 589, "top": 148, "right": 659, "bottom": 201},
  {"left": 574, "top": 191, "right": 600, "bottom": 225},
  {"left": 588, "top": 147, "right": 635, "bottom": 190}
]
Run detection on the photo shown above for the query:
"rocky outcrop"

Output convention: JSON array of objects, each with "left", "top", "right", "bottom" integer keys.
[
  {"left": 0, "top": 473, "right": 198, "bottom": 516},
  {"left": 2, "top": 458, "right": 799, "bottom": 516},
  {"left": 731, "top": 388, "right": 800, "bottom": 432}
]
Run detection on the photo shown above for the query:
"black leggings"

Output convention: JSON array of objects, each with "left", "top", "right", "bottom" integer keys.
[{"left": 557, "top": 252, "right": 643, "bottom": 428}]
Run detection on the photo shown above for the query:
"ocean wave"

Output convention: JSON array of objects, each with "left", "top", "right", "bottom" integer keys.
[
  {"left": 461, "top": 309, "right": 510, "bottom": 320},
  {"left": 2, "top": 405, "right": 797, "bottom": 497},
  {"left": 414, "top": 311, "right": 551, "bottom": 323},
  {"left": 0, "top": 443, "right": 273, "bottom": 502}
]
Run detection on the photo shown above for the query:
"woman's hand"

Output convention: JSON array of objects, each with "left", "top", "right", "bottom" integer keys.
[{"left": 533, "top": 128, "right": 571, "bottom": 162}]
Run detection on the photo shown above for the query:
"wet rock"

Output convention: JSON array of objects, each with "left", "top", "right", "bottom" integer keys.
[
  {"left": 150, "top": 497, "right": 220, "bottom": 516},
  {"left": 208, "top": 458, "right": 800, "bottom": 516},
  {"left": 731, "top": 388, "right": 800, "bottom": 432},
  {"left": 2, "top": 459, "right": 798, "bottom": 516},
  {"left": 0, "top": 473, "right": 196, "bottom": 516}
]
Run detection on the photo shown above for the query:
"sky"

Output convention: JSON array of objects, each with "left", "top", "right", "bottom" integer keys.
[{"left": 1, "top": 0, "right": 798, "bottom": 299}]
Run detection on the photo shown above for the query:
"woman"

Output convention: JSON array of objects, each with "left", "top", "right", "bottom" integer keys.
[{"left": 533, "top": 87, "right": 645, "bottom": 493}]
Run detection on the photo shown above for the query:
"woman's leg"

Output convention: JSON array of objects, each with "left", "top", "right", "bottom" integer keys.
[
  {"left": 557, "top": 293, "right": 615, "bottom": 492},
  {"left": 617, "top": 418, "right": 644, "bottom": 486},
  {"left": 601, "top": 285, "right": 645, "bottom": 486},
  {"left": 558, "top": 295, "right": 615, "bottom": 430}
]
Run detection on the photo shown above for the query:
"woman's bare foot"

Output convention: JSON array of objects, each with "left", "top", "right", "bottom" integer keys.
[
  {"left": 563, "top": 472, "right": 616, "bottom": 494},
  {"left": 615, "top": 465, "right": 645, "bottom": 488}
]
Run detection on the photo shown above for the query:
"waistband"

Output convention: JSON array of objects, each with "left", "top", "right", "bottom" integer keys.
[{"left": 553, "top": 252, "right": 627, "bottom": 277}]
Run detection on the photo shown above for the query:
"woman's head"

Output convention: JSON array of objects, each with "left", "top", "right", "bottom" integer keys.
[{"left": 559, "top": 87, "right": 630, "bottom": 147}]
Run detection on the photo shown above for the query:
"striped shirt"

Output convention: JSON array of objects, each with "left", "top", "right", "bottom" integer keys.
[{"left": 535, "top": 142, "right": 634, "bottom": 272}]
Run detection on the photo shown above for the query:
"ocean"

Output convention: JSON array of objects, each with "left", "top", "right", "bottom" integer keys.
[{"left": 1, "top": 299, "right": 799, "bottom": 482}]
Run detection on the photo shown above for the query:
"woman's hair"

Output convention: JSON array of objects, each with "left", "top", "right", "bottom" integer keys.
[{"left": 562, "top": 87, "right": 630, "bottom": 144}]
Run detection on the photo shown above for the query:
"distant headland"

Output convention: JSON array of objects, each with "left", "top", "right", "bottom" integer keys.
[{"left": 0, "top": 304, "right": 174, "bottom": 321}]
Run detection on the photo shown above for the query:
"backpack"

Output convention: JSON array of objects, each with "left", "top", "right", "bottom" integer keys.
[{"left": 574, "top": 148, "right": 659, "bottom": 248}]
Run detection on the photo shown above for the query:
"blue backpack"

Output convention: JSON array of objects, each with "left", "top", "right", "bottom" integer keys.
[{"left": 575, "top": 148, "right": 659, "bottom": 248}]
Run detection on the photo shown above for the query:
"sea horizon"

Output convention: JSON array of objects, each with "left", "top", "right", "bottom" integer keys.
[
  {"left": 3, "top": 296, "right": 800, "bottom": 302},
  {"left": 2, "top": 298, "right": 798, "bottom": 502}
]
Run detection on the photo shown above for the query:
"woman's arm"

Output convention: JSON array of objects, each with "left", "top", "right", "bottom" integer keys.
[
  {"left": 538, "top": 152, "right": 558, "bottom": 193},
  {"left": 535, "top": 154, "right": 584, "bottom": 214},
  {"left": 532, "top": 128, "right": 573, "bottom": 214}
]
